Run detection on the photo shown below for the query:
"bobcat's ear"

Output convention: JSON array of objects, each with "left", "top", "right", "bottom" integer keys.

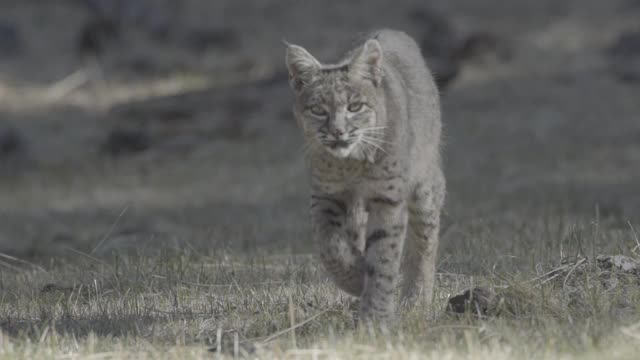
[
  {"left": 285, "top": 44, "right": 320, "bottom": 92},
  {"left": 350, "top": 39, "right": 383, "bottom": 86}
]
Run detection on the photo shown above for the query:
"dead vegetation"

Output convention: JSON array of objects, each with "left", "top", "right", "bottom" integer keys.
[{"left": 2, "top": 244, "right": 640, "bottom": 358}]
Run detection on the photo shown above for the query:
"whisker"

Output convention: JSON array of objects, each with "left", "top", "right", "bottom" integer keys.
[
  {"left": 360, "top": 138, "right": 388, "bottom": 155},
  {"left": 302, "top": 140, "right": 321, "bottom": 158},
  {"left": 361, "top": 135, "right": 393, "bottom": 145},
  {"left": 362, "top": 142, "right": 387, "bottom": 155},
  {"left": 301, "top": 142, "right": 312, "bottom": 157},
  {"left": 359, "top": 129, "right": 386, "bottom": 134}
]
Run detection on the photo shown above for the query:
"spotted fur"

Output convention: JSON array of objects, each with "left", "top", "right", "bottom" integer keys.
[{"left": 286, "top": 29, "right": 446, "bottom": 324}]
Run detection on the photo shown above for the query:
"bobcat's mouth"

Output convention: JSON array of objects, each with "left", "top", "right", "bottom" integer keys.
[
  {"left": 328, "top": 140, "right": 351, "bottom": 149},
  {"left": 323, "top": 138, "right": 356, "bottom": 158}
]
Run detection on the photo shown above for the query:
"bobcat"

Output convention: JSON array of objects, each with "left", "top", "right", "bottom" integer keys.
[{"left": 285, "top": 29, "right": 445, "bottom": 323}]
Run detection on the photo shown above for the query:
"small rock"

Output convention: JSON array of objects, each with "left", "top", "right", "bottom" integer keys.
[
  {"left": 101, "top": 127, "right": 151, "bottom": 156},
  {"left": 0, "top": 21, "right": 22, "bottom": 57},
  {"left": 597, "top": 255, "right": 640, "bottom": 274},
  {"left": 447, "top": 287, "right": 497, "bottom": 316}
]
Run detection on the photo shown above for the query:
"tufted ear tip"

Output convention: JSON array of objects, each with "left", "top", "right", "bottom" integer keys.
[
  {"left": 363, "top": 39, "right": 382, "bottom": 59},
  {"left": 351, "top": 39, "right": 383, "bottom": 86},
  {"left": 285, "top": 44, "right": 320, "bottom": 92}
]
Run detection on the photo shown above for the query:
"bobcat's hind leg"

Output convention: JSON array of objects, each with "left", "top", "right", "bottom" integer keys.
[{"left": 401, "top": 177, "right": 444, "bottom": 310}]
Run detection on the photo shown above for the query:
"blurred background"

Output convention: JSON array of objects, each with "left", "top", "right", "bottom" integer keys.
[{"left": 0, "top": 0, "right": 639, "bottom": 269}]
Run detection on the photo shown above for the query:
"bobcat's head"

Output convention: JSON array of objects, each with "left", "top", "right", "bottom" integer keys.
[{"left": 286, "top": 39, "right": 385, "bottom": 160}]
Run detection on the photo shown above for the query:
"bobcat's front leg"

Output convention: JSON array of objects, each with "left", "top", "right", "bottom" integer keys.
[
  {"left": 360, "top": 195, "right": 408, "bottom": 323},
  {"left": 311, "top": 193, "right": 366, "bottom": 296}
]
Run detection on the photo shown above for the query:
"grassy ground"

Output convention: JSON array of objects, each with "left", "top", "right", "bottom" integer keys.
[
  {"left": 1, "top": 220, "right": 640, "bottom": 359},
  {"left": 1, "top": 0, "right": 640, "bottom": 358}
]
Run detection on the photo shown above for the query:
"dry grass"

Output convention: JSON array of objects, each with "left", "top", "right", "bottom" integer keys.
[{"left": 1, "top": 223, "right": 640, "bottom": 359}]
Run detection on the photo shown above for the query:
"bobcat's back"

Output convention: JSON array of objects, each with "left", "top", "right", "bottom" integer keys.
[{"left": 372, "top": 29, "right": 442, "bottom": 173}]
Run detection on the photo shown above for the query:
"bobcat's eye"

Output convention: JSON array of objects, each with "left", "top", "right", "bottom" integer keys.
[
  {"left": 347, "top": 102, "right": 364, "bottom": 113},
  {"left": 309, "top": 105, "right": 328, "bottom": 117}
]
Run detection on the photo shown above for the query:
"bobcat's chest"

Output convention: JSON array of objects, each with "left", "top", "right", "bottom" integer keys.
[
  {"left": 309, "top": 156, "right": 368, "bottom": 194},
  {"left": 309, "top": 154, "right": 406, "bottom": 198}
]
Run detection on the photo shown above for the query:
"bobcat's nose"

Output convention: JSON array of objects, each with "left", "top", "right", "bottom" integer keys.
[{"left": 331, "top": 128, "right": 344, "bottom": 138}]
